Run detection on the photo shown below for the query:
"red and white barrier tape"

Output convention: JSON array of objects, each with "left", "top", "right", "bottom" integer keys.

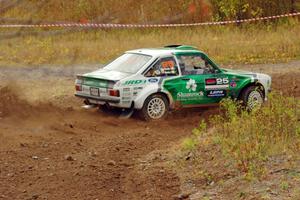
[{"left": 0, "top": 12, "right": 299, "bottom": 28}]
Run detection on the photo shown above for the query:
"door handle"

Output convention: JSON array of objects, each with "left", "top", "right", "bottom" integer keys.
[{"left": 181, "top": 78, "right": 190, "bottom": 81}]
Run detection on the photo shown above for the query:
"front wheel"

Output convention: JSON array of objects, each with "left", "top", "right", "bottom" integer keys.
[
  {"left": 139, "top": 94, "right": 169, "bottom": 121},
  {"left": 239, "top": 86, "right": 264, "bottom": 110}
]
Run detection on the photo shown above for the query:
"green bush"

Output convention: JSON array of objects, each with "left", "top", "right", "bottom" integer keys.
[
  {"left": 187, "top": 93, "right": 300, "bottom": 178},
  {"left": 211, "top": 93, "right": 300, "bottom": 177},
  {"left": 181, "top": 120, "right": 207, "bottom": 151}
]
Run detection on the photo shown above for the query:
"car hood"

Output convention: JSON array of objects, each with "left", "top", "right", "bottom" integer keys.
[
  {"left": 222, "top": 68, "right": 271, "bottom": 83},
  {"left": 83, "top": 69, "right": 132, "bottom": 81},
  {"left": 221, "top": 68, "right": 258, "bottom": 76}
]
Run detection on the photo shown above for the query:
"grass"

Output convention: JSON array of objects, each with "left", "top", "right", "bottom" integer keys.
[
  {"left": 0, "top": 21, "right": 300, "bottom": 67},
  {"left": 180, "top": 93, "right": 300, "bottom": 179},
  {"left": 214, "top": 94, "right": 299, "bottom": 178}
]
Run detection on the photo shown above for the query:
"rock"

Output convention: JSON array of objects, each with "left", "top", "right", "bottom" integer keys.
[
  {"left": 41, "top": 143, "right": 48, "bottom": 148},
  {"left": 32, "top": 156, "right": 39, "bottom": 160},
  {"left": 88, "top": 151, "right": 97, "bottom": 157},
  {"left": 107, "top": 160, "right": 116, "bottom": 166},
  {"left": 20, "top": 143, "right": 27, "bottom": 147},
  {"left": 173, "top": 193, "right": 191, "bottom": 200},
  {"left": 73, "top": 171, "right": 80, "bottom": 176},
  {"left": 270, "top": 191, "right": 279, "bottom": 196},
  {"left": 64, "top": 155, "right": 74, "bottom": 161},
  {"left": 31, "top": 194, "right": 39, "bottom": 199},
  {"left": 185, "top": 152, "right": 194, "bottom": 161}
]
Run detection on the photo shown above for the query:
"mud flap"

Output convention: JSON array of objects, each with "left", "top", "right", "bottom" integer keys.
[{"left": 119, "top": 107, "right": 134, "bottom": 119}]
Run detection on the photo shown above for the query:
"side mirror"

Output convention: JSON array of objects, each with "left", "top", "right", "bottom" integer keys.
[{"left": 214, "top": 69, "right": 220, "bottom": 74}]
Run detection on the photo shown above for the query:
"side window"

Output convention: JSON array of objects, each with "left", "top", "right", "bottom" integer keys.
[
  {"left": 145, "top": 57, "right": 179, "bottom": 77},
  {"left": 177, "top": 54, "right": 216, "bottom": 75}
]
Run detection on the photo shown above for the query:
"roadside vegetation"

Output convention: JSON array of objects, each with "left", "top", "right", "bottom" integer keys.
[
  {"left": 181, "top": 93, "right": 299, "bottom": 178},
  {"left": 214, "top": 94, "right": 299, "bottom": 177},
  {"left": 1, "top": 0, "right": 300, "bottom": 67},
  {"left": 173, "top": 93, "right": 300, "bottom": 198},
  {"left": 1, "top": 21, "right": 300, "bottom": 67},
  {"left": 1, "top": 0, "right": 298, "bottom": 23}
]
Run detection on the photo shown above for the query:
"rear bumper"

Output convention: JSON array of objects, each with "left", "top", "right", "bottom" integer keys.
[{"left": 75, "top": 94, "right": 120, "bottom": 104}]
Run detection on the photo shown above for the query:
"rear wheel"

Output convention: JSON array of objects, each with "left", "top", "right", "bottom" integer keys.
[
  {"left": 139, "top": 94, "right": 169, "bottom": 121},
  {"left": 239, "top": 86, "right": 264, "bottom": 110}
]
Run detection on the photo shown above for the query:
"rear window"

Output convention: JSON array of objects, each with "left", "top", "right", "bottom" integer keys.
[{"left": 104, "top": 53, "right": 152, "bottom": 74}]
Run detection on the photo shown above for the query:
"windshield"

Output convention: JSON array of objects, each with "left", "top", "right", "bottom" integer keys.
[{"left": 104, "top": 53, "right": 152, "bottom": 74}]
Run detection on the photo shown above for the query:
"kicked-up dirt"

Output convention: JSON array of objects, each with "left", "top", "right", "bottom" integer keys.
[{"left": 0, "top": 61, "right": 299, "bottom": 200}]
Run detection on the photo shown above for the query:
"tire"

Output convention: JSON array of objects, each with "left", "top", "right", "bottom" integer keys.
[
  {"left": 139, "top": 94, "right": 169, "bottom": 121},
  {"left": 239, "top": 86, "right": 264, "bottom": 110}
]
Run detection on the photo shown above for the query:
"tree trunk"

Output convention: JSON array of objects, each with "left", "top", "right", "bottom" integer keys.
[{"left": 291, "top": 0, "right": 296, "bottom": 13}]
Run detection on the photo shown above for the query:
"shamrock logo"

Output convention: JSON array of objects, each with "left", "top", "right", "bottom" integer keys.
[{"left": 186, "top": 79, "right": 197, "bottom": 92}]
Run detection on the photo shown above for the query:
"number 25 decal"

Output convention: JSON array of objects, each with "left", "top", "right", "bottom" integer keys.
[{"left": 216, "top": 78, "right": 229, "bottom": 85}]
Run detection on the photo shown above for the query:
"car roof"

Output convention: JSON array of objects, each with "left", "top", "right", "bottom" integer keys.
[{"left": 126, "top": 45, "right": 205, "bottom": 57}]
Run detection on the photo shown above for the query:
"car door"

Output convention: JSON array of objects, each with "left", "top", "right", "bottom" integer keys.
[
  {"left": 173, "top": 52, "right": 228, "bottom": 106},
  {"left": 144, "top": 55, "right": 181, "bottom": 95}
]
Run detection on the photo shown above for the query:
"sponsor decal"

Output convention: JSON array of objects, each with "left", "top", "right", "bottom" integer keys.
[
  {"left": 177, "top": 91, "right": 204, "bottom": 101},
  {"left": 99, "top": 88, "right": 108, "bottom": 94},
  {"left": 124, "top": 80, "right": 147, "bottom": 85},
  {"left": 205, "top": 78, "right": 217, "bottom": 85},
  {"left": 123, "top": 88, "right": 131, "bottom": 92},
  {"left": 133, "top": 87, "right": 143, "bottom": 90},
  {"left": 123, "top": 92, "right": 131, "bottom": 97},
  {"left": 205, "top": 85, "right": 229, "bottom": 90},
  {"left": 216, "top": 78, "right": 229, "bottom": 84},
  {"left": 186, "top": 79, "right": 197, "bottom": 92},
  {"left": 207, "top": 90, "right": 226, "bottom": 97},
  {"left": 230, "top": 80, "right": 237, "bottom": 88},
  {"left": 82, "top": 85, "right": 90, "bottom": 93},
  {"left": 84, "top": 79, "right": 108, "bottom": 88},
  {"left": 205, "top": 77, "right": 229, "bottom": 90},
  {"left": 148, "top": 78, "right": 159, "bottom": 83}
]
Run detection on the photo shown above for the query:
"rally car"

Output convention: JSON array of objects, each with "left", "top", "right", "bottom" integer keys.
[{"left": 75, "top": 45, "right": 271, "bottom": 120}]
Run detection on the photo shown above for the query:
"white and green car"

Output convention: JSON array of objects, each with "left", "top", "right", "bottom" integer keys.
[{"left": 75, "top": 45, "right": 271, "bottom": 120}]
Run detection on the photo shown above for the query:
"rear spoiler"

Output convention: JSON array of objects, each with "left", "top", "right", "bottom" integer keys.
[{"left": 75, "top": 74, "right": 117, "bottom": 89}]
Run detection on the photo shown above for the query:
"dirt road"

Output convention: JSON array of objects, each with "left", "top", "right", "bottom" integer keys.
[{"left": 0, "top": 61, "right": 299, "bottom": 200}]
